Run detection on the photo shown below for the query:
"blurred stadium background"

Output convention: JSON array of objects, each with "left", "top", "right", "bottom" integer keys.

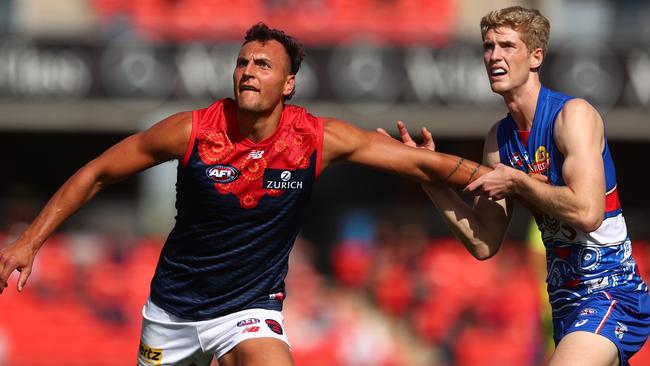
[{"left": 1, "top": 0, "right": 649, "bottom": 365}]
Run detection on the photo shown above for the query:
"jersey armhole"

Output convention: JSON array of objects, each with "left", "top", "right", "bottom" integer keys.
[
  {"left": 181, "top": 110, "right": 200, "bottom": 167},
  {"left": 315, "top": 117, "right": 325, "bottom": 180}
]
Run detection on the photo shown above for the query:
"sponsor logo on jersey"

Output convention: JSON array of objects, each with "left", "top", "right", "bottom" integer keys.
[
  {"left": 237, "top": 318, "right": 260, "bottom": 327},
  {"left": 249, "top": 150, "right": 265, "bottom": 159},
  {"left": 615, "top": 322, "right": 628, "bottom": 340},
  {"left": 264, "top": 169, "right": 306, "bottom": 190},
  {"left": 265, "top": 319, "right": 284, "bottom": 335},
  {"left": 139, "top": 341, "right": 163, "bottom": 365},
  {"left": 206, "top": 165, "right": 239, "bottom": 183}
]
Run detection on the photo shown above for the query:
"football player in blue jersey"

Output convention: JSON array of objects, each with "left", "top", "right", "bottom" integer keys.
[{"left": 385, "top": 6, "right": 650, "bottom": 366}]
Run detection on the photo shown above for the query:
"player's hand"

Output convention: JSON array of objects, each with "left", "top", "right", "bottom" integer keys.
[
  {"left": 464, "top": 163, "right": 522, "bottom": 199},
  {"left": 377, "top": 121, "right": 435, "bottom": 151},
  {"left": 0, "top": 239, "right": 37, "bottom": 294}
]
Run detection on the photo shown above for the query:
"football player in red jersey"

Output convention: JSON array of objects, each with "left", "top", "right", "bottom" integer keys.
[{"left": 0, "top": 23, "right": 489, "bottom": 366}]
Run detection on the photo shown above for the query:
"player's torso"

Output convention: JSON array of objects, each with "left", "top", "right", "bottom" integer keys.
[
  {"left": 150, "top": 98, "right": 324, "bottom": 320},
  {"left": 497, "top": 86, "right": 647, "bottom": 317}
]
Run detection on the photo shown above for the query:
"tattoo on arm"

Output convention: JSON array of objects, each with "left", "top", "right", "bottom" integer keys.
[
  {"left": 445, "top": 158, "right": 465, "bottom": 182},
  {"left": 466, "top": 162, "right": 482, "bottom": 185}
]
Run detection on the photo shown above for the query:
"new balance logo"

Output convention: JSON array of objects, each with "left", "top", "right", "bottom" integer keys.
[{"left": 241, "top": 326, "right": 260, "bottom": 334}]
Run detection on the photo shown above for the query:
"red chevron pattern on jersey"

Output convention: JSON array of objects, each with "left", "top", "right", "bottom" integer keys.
[{"left": 192, "top": 98, "right": 320, "bottom": 209}]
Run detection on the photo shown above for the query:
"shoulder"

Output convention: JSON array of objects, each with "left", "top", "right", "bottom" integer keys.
[
  {"left": 555, "top": 98, "right": 604, "bottom": 153},
  {"left": 323, "top": 118, "right": 367, "bottom": 143},
  {"left": 560, "top": 98, "right": 596, "bottom": 115},
  {"left": 556, "top": 98, "right": 603, "bottom": 131},
  {"left": 484, "top": 120, "right": 504, "bottom": 167},
  {"left": 140, "top": 111, "right": 193, "bottom": 159},
  {"left": 321, "top": 118, "right": 370, "bottom": 161}
]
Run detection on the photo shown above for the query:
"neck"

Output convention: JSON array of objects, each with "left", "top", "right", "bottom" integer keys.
[
  {"left": 502, "top": 78, "right": 541, "bottom": 131},
  {"left": 236, "top": 103, "right": 284, "bottom": 142}
]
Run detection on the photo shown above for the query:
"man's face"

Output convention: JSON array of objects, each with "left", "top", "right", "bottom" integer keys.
[
  {"left": 233, "top": 40, "right": 295, "bottom": 113},
  {"left": 482, "top": 26, "right": 539, "bottom": 94}
]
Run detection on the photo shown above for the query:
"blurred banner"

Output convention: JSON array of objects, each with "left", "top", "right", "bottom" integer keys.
[{"left": 1, "top": 37, "right": 650, "bottom": 110}]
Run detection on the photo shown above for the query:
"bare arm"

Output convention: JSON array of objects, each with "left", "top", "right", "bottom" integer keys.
[
  {"left": 0, "top": 112, "right": 192, "bottom": 293},
  {"left": 420, "top": 123, "right": 512, "bottom": 259},
  {"left": 321, "top": 118, "right": 491, "bottom": 189},
  {"left": 477, "top": 99, "right": 605, "bottom": 231}
]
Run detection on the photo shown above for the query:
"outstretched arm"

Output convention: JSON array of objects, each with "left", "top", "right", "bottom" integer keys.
[
  {"left": 0, "top": 112, "right": 192, "bottom": 293},
  {"left": 321, "top": 118, "right": 491, "bottom": 189},
  {"left": 379, "top": 122, "right": 512, "bottom": 259}
]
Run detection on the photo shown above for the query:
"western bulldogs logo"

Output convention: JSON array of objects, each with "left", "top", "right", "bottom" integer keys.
[
  {"left": 531, "top": 146, "right": 550, "bottom": 174},
  {"left": 206, "top": 165, "right": 239, "bottom": 183},
  {"left": 615, "top": 322, "right": 628, "bottom": 340}
]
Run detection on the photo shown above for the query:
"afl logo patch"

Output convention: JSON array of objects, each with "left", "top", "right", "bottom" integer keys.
[
  {"left": 265, "top": 319, "right": 284, "bottom": 335},
  {"left": 206, "top": 165, "right": 239, "bottom": 183},
  {"left": 236, "top": 318, "right": 260, "bottom": 327}
]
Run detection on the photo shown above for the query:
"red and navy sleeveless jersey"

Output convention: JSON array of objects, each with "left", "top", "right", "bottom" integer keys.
[
  {"left": 497, "top": 86, "right": 647, "bottom": 317},
  {"left": 150, "top": 98, "right": 324, "bottom": 320}
]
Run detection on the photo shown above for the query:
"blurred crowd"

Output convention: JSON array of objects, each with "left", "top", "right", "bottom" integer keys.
[{"left": 1, "top": 217, "right": 649, "bottom": 366}]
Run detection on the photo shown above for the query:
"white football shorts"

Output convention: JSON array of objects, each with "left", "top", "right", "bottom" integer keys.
[{"left": 137, "top": 298, "right": 290, "bottom": 366}]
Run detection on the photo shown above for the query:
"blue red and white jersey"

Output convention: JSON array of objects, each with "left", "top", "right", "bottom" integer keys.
[
  {"left": 497, "top": 86, "right": 647, "bottom": 318},
  {"left": 149, "top": 98, "right": 324, "bottom": 321}
]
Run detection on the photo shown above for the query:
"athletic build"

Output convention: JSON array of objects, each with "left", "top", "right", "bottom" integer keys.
[
  {"left": 0, "top": 24, "right": 489, "bottom": 366},
  {"left": 390, "top": 6, "right": 649, "bottom": 366}
]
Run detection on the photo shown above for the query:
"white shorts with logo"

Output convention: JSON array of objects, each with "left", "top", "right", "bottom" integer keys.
[{"left": 138, "top": 298, "right": 290, "bottom": 366}]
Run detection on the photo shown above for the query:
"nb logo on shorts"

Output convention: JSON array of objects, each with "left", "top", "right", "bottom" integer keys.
[
  {"left": 241, "top": 326, "right": 260, "bottom": 334},
  {"left": 139, "top": 341, "right": 163, "bottom": 365}
]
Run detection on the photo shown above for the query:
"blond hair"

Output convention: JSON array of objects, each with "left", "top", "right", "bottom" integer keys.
[{"left": 480, "top": 6, "right": 550, "bottom": 55}]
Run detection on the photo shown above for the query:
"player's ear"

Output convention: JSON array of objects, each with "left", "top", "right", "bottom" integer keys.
[
  {"left": 283, "top": 74, "right": 295, "bottom": 97},
  {"left": 530, "top": 47, "right": 544, "bottom": 70}
]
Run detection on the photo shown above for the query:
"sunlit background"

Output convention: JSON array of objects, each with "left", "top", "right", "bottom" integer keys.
[{"left": 1, "top": 0, "right": 649, "bottom": 365}]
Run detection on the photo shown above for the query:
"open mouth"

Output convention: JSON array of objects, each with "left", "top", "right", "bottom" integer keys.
[
  {"left": 239, "top": 85, "right": 260, "bottom": 93},
  {"left": 490, "top": 67, "right": 507, "bottom": 77}
]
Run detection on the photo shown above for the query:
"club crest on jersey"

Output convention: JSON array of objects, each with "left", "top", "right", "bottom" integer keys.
[
  {"left": 206, "top": 165, "right": 239, "bottom": 183},
  {"left": 264, "top": 169, "right": 304, "bottom": 190}
]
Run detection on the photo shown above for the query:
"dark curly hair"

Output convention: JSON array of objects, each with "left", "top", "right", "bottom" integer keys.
[{"left": 244, "top": 23, "right": 305, "bottom": 100}]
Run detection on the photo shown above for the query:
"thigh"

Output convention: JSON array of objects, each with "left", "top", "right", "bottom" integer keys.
[
  {"left": 549, "top": 331, "right": 619, "bottom": 366},
  {"left": 552, "top": 290, "right": 650, "bottom": 366},
  {"left": 139, "top": 315, "right": 212, "bottom": 366},
  {"left": 218, "top": 338, "right": 294, "bottom": 366},
  {"left": 202, "top": 309, "right": 292, "bottom": 366}
]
